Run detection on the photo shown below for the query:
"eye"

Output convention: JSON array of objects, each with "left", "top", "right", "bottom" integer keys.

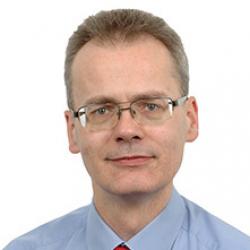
[
  {"left": 145, "top": 103, "right": 159, "bottom": 111},
  {"left": 134, "top": 98, "right": 167, "bottom": 115},
  {"left": 135, "top": 100, "right": 162, "bottom": 112},
  {"left": 91, "top": 105, "right": 112, "bottom": 116},
  {"left": 89, "top": 103, "right": 115, "bottom": 116},
  {"left": 95, "top": 107, "right": 108, "bottom": 115}
]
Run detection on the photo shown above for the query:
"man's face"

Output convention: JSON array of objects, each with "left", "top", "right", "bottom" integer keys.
[{"left": 65, "top": 36, "right": 198, "bottom": 198}]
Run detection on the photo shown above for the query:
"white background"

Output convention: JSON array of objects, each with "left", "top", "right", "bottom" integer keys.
[{"left": 1, "top": 0, "right": 250, "bottom": 247}]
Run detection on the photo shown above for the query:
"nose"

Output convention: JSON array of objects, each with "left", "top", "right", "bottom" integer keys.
[{"left": 113, "top": 107, "right": 144, "bottom": 143}]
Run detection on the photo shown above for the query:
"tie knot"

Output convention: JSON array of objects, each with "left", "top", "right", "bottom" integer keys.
[{"left": 114, "top": 243, "right": 130, "bottom": 250}]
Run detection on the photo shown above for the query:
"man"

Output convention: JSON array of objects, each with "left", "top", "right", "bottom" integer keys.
[{"left": 4, "top": 9, "right": 250, "bottom": 250}]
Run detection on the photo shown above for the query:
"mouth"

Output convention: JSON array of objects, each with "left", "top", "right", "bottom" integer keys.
[{"left": 106, "top": 155, "right": 155, "bottom": 166}]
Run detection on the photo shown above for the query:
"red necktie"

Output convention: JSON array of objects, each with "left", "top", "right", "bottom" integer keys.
[{"left": 113, "top": 243, "right": 130, "bottom": 250}]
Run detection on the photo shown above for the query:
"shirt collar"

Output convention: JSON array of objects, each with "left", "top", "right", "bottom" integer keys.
[
  {"left": 86, "top": 188, "right": 186, "bottom": 250},
  {"left": 86, "top": 203, "right": 122, "bottom": 249}
]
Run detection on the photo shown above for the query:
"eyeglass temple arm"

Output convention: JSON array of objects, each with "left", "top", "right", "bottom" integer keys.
[
  {"left": 72, "top": 110, "right": 86, "bottom": 118},
  {"left": 172, "top": 96, "right": 188, "bottom": 107}
]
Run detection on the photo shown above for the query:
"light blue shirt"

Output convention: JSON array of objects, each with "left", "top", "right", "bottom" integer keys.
[{"left": 4, "top": 188, "right": 250, "bottom": 250}]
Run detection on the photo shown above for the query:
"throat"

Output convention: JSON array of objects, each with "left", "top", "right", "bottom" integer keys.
[{"left": 93, "top": 184, "right": 173, "bottom": 241}]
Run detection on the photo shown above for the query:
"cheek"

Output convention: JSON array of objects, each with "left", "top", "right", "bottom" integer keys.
[
  {"left": 160, "top": 135, "right": 184, "bottom": 164},
  {"left": 77, "top": 131, "right": 110, "bottom": 172},
  {"left": 150, "top": 119, "right": 186, "bottom": 150},
  {"left": 150, "top": 124, "right": 186, "bottom": 171},
  {"left": 161, "top": 138, "right": 184, "bottom": 173}
]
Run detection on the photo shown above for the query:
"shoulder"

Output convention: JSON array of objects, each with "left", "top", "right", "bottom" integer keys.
[
  {"left": 3, "top": 205, "right": 91, "bottom": 250},
  {"left": 180, "top": 195, "right": 250, "bottom": 250}
]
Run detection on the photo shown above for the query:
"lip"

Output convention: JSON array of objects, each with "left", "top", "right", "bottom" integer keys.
[{"left": 107, "top": 155, "right": 155, "bottom": 166}]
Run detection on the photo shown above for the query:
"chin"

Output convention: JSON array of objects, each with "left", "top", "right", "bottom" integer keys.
[{"left": 106, "top": 180, "right": 166, "bottom": 197}]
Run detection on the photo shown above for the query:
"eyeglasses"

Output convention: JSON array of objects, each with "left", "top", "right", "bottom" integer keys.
[{"left": 72, "top": 96, "right": 188, "bottom": 130}]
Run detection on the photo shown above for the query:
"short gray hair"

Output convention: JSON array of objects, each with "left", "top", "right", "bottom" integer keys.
[{"left": 65, "top": 9, "right": 189, "bottom": 109}]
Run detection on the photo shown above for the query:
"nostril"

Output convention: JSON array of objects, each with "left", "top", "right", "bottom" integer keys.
[
  {"left": 116, "top": 135, "right": 141, "bottom": 143},
  {"left": 116, "top": 137, "right": 123, "bottom": 142},
  {"left": 132, "top": 135, "right": 141, "bottom": 140}
]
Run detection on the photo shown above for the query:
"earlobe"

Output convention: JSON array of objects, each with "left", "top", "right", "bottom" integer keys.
[
  {"left": 64, "top": 111, "right": 80, "bottom": 154},
  {"left": 185, "top": 97, "right": 199, "bottom": 142}
]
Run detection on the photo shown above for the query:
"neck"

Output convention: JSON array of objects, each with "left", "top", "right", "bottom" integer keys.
[{"left": 93, "top": 184, "right": 173, "bottom": 241}]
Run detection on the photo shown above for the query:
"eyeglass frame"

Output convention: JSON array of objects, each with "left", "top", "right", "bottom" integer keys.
[{"left": 71, "top": 95, "right": 188, "bottom": 129}]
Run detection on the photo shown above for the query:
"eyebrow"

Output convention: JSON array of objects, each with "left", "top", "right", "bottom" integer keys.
[
  {"left": 130, "top": 90, "right": 169, "bottom": 100},
  {"left": 83, "top": 90, "right": 169, "bottom": 105},
  {"left": 84, "top": 96, "right": 118, "bottom": 105}
]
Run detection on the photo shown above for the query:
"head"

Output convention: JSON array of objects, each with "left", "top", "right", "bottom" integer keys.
[{"left": 64, "top": 9, "right": 198, "bottom": 200}]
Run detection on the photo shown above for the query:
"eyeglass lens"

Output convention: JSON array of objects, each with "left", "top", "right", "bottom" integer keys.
[{"left": 78, "top": 97, "right": 175, "bottom": 130}]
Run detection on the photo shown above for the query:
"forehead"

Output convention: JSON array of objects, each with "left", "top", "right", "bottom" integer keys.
[{"left": 71, "top": 35, "right": 180, "bottom": 107}]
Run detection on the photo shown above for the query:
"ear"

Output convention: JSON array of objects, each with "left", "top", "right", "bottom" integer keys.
[
  {"left": 185, "top": 96, "right": 199, "bottom": 142},
  {"left": 64, "top": 111, "right": 80, "bottom": 154}
]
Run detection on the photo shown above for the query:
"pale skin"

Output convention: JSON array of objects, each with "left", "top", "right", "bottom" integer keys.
[{"left": 65, "top": 35, "right": 199, "bottom": 241}]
